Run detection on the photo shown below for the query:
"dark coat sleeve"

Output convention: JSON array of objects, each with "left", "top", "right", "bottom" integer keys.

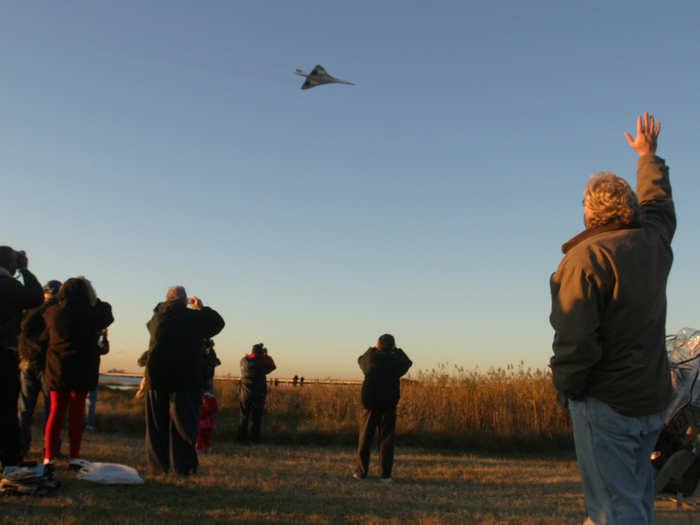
[
  {"left": 196, "top": 307, "right": 225, "bottom": 338},
  {"left": 393, "top": 348, "right": 413, "bottom": 377}
]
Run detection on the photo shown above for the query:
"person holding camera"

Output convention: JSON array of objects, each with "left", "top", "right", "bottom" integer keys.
[
  {"left": 0, "top": 247, "right": 43, "bottom": 469},
  {"left": 237, "top": 343, "right": 276, "bottom": 443},
  {"left": 43, "top": 277, "right": 114, "bottom": 467},
  {"left": 144, "top": 286, "right": 225, "bottom": 475}
]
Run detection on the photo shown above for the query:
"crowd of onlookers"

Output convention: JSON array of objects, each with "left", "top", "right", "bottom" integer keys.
[{"left": 0, "top": 249, "right": 412, "bottom": 482}]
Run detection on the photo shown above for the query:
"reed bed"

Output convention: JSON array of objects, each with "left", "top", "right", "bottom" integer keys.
[{"left": 89, "top": 363, "right": 572, "bottom": 454}]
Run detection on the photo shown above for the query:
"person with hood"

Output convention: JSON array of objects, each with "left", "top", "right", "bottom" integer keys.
[
  {"left": 43, "top": 277, "right": 114, "bottom": 467},
  {"left": 550, "top": 113, "right": 674, "bottom": 524},
  {"left": 17, "top": 279, "right": 61, "bottom": 460},
  {"left": 353, "top": 333, "right": 412, "bottom": 483},
  {"left": 237, "top": 343, "right": 276, "bottom": 443},
  {"left": 144, "top": 286, "right": 225, "bottom": 475},
  {"left": 0, "top": 247, "right": 43, "bottom": 469}
]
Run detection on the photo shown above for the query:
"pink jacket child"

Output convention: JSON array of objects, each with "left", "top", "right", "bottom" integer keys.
[{"left": 196, "top": 393, "right": 218, "bottom": 453}]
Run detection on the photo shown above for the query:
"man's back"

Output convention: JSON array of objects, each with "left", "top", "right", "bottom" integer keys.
[
  {"left": 359, "top": 347, "right": 412, "bottom": 410},
  {"left": 550, "top": 140, "right": 674, "bottom": 417}
]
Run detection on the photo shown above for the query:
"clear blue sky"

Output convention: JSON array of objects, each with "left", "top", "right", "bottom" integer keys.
[{"left": 3, "top": 2, "right": 699, "bottom": 379}]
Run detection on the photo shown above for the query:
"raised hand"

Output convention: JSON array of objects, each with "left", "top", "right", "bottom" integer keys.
[
  {"left": 188, "top": 296, "right": 203, "bottom": 310},
  {"left": 624, "top": 112, "right": 660, "bottom": 156}
]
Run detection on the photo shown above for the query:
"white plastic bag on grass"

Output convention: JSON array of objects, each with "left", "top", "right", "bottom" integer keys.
[{"left": 76, "top": 461, "right": 144, "bottom": 485}]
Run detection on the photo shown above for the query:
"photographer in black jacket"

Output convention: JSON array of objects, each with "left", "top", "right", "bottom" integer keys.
[
  {"left": 353, "top": 334, "right": 412, "bottom": 482},
  {"left": 144, "top": 286, "right": 225, "bottom": 475},
  {"left": 0, "top": 246, "right": 43, "bottom": 468}
]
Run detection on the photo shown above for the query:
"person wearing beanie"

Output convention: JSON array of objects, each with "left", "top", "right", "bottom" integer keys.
[
  {"left": 353, "top": 333, "right": 412, "bottom": 483},
  {"left": 17, "top": 280, "right": 62, "bottom": 460},
  {"left": 237, "top": 343, "right": 276, "bottom": 443}
]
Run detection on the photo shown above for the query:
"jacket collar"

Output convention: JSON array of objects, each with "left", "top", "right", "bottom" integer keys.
[
  {"left": 561, "top": 221, "right": 639, "bottom": 254},
  {"left": 0, "top": 267, "right": 12, "bottom": 278}
]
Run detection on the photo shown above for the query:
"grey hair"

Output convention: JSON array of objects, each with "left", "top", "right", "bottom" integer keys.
[
  {"left": 584, "top": 172, "right": 640, "bottom": 228},
  {"left": 166, "top": 285, "right": 187, "bottom": 303}
]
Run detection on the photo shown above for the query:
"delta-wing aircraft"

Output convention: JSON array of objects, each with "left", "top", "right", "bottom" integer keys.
[{"left": 295, "top": 65, "right": 355, "bottom": 90}]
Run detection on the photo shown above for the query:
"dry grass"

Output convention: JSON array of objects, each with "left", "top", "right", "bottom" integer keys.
[
  {"left": 92, "top": 364, "right": 572, "bottom": 454},
  {"left": 6, "top": 431, "right": 587, "bottom": 525}
]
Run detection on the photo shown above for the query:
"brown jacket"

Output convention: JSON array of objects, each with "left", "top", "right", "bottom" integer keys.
[{"left": 549, "top": 154, "right": 675, "bottom": 417}]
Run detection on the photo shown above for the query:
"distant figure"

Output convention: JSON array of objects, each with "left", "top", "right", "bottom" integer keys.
[
  {"left": 550, "top": 113, "right": 674, "bottom": 524},
  {"left": 300, "top": 376, "right": 305, "bottom": 387},
  {"left": 353, "top": 334, "right": 412, "bottom": 482},
  {"left": 43, "top": 277, "right": 114, "bottom": 467},
  {"left": 292, "top": 375, "right": 298, "bottom": 387},
  {"left": 196, "top": 392, "right": 218, "bottom": 453},
  {"left": 85, "top": 327, "right": 110, "bottom": 431},
  {"left": 17, "top": 279, "right": 61, "bottom": 459},
  {"left": 0, "top": 247, "right": 43, "bottom": 469},
  {"left": 237, "top": 343, "right": 276, "bottom": 443},
  {"left": 143, "top": 286, "right": 225, "bottom": 475}
]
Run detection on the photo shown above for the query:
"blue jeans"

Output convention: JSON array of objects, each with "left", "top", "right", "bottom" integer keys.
[
  {"left": 17, "top": 364, "right": 50, "bottom": 459},
  {"left": 86, "top": 389, "right": 98, "bottom": 428},
  {"left": 570, "top": 397, "right": 665, "bottom": 525}
]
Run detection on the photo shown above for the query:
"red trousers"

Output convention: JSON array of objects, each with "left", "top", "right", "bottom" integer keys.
[
  {"left": 44, "top": 391, "right": 87, "bottom": 460},
  {"left": 196, "top": 428, "right": 214, "bottom": 451}
]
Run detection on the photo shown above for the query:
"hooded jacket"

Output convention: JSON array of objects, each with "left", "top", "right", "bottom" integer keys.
[
  {"left": 145, "top": 301, "right": 225, "bottom": 392},
  {"left": 550, "top": 154, "right": 674, "bottom": 416},
  {"left": 358, "top": 347, "right": 412, "bottom": 410},
  {"left": 239, "top": 352, "right": 276, "bottom": 398},
  {"left": 43, "top": 299, "right": 114, "bottom": 392}
]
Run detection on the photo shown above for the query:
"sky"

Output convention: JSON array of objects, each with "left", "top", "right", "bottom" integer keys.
[{"left": 2, "top": 1, "right": 699, "bottom": 380}]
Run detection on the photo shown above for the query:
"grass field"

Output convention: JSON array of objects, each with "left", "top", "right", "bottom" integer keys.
[{"left": 7, "top": 430, "right": 589, "bottom": 525}]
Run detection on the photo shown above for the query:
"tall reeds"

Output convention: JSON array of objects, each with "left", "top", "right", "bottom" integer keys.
[{"left": 90, "top": 363, "right": 572, "bottom": 453}]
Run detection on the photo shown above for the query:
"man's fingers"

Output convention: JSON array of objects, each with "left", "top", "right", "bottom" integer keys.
[
  {"left": 624, "top": 131, "right": 635, "bottom": 146},
  {"left": 636, "top": 115, "right": 643, "bottom": 136},
  {"left": 655, "top": 120, "right": 661, "bottom": 136}
]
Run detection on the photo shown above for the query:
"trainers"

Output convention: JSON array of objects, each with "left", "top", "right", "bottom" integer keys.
[
  {"left": 68, "top": 458, "right": 90, "bottom": 471},
  {"left": 352, "top": 472, "right": 363, "bottom": 480},
  {"left": 379, "top": 477, "right": 393, "bottom": 484},
  {"left": 42, "top": 458, "right": 55, "bottom": 466}
]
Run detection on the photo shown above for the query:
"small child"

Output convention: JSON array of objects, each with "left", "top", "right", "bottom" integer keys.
[{"left": 196, "top": 393, "right": 218, "bottom": 453}]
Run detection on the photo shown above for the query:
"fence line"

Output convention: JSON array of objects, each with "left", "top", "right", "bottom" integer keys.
[{"left": 101, "top": 372, "right": 362, "bottom": 386}]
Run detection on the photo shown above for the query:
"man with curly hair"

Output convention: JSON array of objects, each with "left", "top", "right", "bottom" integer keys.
[{"left": 549, "top": 112, "right": 675, "bottom": 524}]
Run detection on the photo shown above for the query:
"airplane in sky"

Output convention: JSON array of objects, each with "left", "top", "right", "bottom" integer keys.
[{"left": 295, "top": 65, "right": 356, "bottom": 90}]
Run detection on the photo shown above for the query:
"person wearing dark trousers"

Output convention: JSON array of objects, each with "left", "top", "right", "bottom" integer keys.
[
  {"left": 0, "top": 247, "right": 43, "bottom": 470},
  {"left": 17, "top": 279, "right": 61, "bottom": 459},
  {"left": 237, "top": 343, "right": 276, "bottom": 443},
  {"left": 353, "top": 334, "right": 412, "bottom": 483},
  {"left": 144, "top": 286, "right": 225, "bottom": 475}
]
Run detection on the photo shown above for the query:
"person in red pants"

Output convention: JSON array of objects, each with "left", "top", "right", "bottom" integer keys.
[{"left": 43, "top": 277, "right": 113, "bottom": 467}]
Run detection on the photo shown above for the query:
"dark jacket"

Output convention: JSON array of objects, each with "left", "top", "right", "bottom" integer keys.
[
  {"left": 0, "top": 269, "right": 43, "bottom": 350},
  {"left": 239, "top": 353, "right": 276, "bottom": 398},
  {"left": 359, "top": 347, "right": 412, "bottom": 410},
  {"left": 550, "top": 154, "right": 675, "bottom": 416},
  {"left": 145, "top": 301, "right": 225, "bottom": 392},
  {"left": 18, "top": 298, "right": 57, "bottom": 369},
  {"left": 43, "top": 299, "right": 114, "bottom": 392}
]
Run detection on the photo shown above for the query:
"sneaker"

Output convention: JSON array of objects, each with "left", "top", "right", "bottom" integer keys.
[
  {"left": 352, "top": 472, "right": 363, "bottom": 480},
  {"left": 42, "top": 458, "right": 55, "bottom": 466},
  {"left": 85, "top": 425, "right": 96, "bottom": 432},
  {"left": 379, "top": 477, "right": 393, "bottom": 484},
  {"left": 68, "top": 458, "right": 90, "bottom": 471}
]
